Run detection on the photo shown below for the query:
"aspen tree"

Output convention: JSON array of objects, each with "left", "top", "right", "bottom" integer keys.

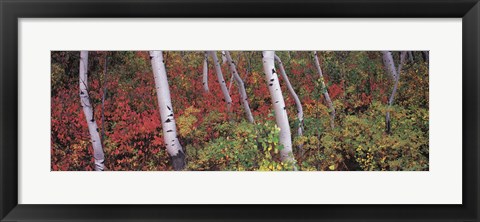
[
  {"left": 209, "top": 51, "right": 232, "bottom": 110},
  {"left": 150, "top": 51, "right": 185, "bottom": 170},
  {"left": 221, "top": 51, "right": 227, "bottom": 65},
  {"left": 313, "top": 51, "right": 336, "bottom": 129},
  {"left": 383, "top": 51, "right": 407, "bottom": 133},
  {"left": 262, "top": 51, "right": 295, "bottom": 165},
  {"left": 79, "top": 51, "right": 105, "bottom": 171},
  {"left": 225, "top": 51, "right": 254, "bottom": 123},
  {"left": 274, "top": 54, "right": 303, "bottom": 137},
  {"left": 202, "top": 51, "right": 209, "bottom": 92}
]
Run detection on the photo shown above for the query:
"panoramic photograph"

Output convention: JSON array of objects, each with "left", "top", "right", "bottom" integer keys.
[{"left": 51, "top": 51, "right": 429, "bottom": 171}]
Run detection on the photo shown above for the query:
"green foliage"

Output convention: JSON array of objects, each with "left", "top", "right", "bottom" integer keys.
[
  {"left": 188, "top": 121, "right": 259, "bottom": 171},
  {"left": 296, "top": 101, "right": 428, "bottom": 171},
  {"left": 187, "top": 121, "right": 295, "bottom": 171}
]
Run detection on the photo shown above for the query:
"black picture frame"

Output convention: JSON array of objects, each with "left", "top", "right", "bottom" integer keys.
[{"left": 1, "top": 0, "right": 479, "bottom": 221}]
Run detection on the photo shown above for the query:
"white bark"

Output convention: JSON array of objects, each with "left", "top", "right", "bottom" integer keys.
[
  {"left": 202, "top": 51, "right": 209, "bottom": 92},
  {"left": 382, "top": 51, "right": 398, "bottom": 80},
  {"left": 388, "top": 51, "right": 406, "bottom": 106},
  {"left": 262, "top": 51, "right": 295, "bottom": 164},
  {"left": 79, "top": 51, "right": 105, "bottom": 171},
  {"left": 221, "top": 51, "right": 227, "bottom": 65},
  {"left": 208, "top": 51, "right": 232, "bottom": 110},
  {"left": 274, "top": 54, "right": 303, "bottom": 137},
  {"left": 150, "top": 51, "right": 185, "bottom": 170},
  {"left": 313, "top": 51, "right": 336, "bottom": 129},
  {"left": 225, "top": 51, "right": 254, "bottom": 123}
]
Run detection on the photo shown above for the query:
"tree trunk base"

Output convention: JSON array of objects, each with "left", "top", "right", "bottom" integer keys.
[{"left": 171, "top": 151, "right": 186, "bottom": 171}]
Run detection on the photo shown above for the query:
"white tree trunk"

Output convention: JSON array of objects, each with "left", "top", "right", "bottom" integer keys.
[
  {"left": 202, "top": 51, "right": 209, "bottom": 92},
  {"left": 397, "top": 51, "right": 407, "bottom": 76},
  {"left": 382, "top": 51, "right": 398, "bottom": 80},
  {"left": 150, "top": 51, "right": 185, "bottom": 170},
  {"left": 224, "top": 51, "right": 254, "bottom": 123},
  {"left": 262, "top": 51, "right": 295, "bottom": 165},
  {"left": 79, "top": 51, "right": 105, "bottom": 171},
  {"left": 274, "top": 54, "right": 303, "bottom": 137},
  {"left": 383, "top": 51, "right": 406, "bottom": 133},
  {"left": 388, "top": 51, "right": 407, "bottom": 106},
  {"left": 313, "top": 51, "right": 336, "bottom": 129},
  {"left": 221, "top": 51, "right": 227, "bottom": 65},
  {"left": 208, "top": 51, "right": 232, "bottom": 110}
]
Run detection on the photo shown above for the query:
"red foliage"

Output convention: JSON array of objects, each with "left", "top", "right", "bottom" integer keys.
[{"left": 329, "top": 82, "right": 344, "bottom": 100}]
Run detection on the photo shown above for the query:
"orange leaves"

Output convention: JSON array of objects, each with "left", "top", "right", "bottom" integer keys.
[{"left": 152, "top": 136, "right": 164, "bottom": 146}]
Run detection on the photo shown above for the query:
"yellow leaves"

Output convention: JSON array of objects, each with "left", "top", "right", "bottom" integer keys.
[
  {"left": 184, "top": 106, "right": 201, "bottom": 115},
  {"left": 328, "top": 165, "right": 335, "bottom": 170},
  {"left": 309, "top": 137, "right": 320, "bottom": 145},
  {"left": 177, "top": 106, "right": 200, "bottom": 137},
  {"left": 304, "top": 101, "right": 329, "bottom": 116},
  {"left": 356, "top": 145, "right": 363, "bottom": 152},
  {"left": 274, "top": 148, "right": 279, "bottom": 154},
  {"left": 355, "top": 145, "right": 375, "bottom": 171},
  {"left": 294, "top": 135, "right": 320, "bottom": 150},
  {"left": 346, "top": 85, "right": 356, "bottom": 94},
  {"left": 263, "top": 162, "right": 285, "bottom": 171},
  {"left": 380, "top": 156, "right": 386, "bottom": 163},
  {"left": 422, "top": 114, "right": 428, "bottom": 121},
  {"left": 51, "top": 63, "right": 64, "bottom": 90}
]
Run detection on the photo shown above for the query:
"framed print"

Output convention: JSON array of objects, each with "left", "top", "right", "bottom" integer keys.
[{"left": 1, "top": 0, "right": 479, "bottom": 221}]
